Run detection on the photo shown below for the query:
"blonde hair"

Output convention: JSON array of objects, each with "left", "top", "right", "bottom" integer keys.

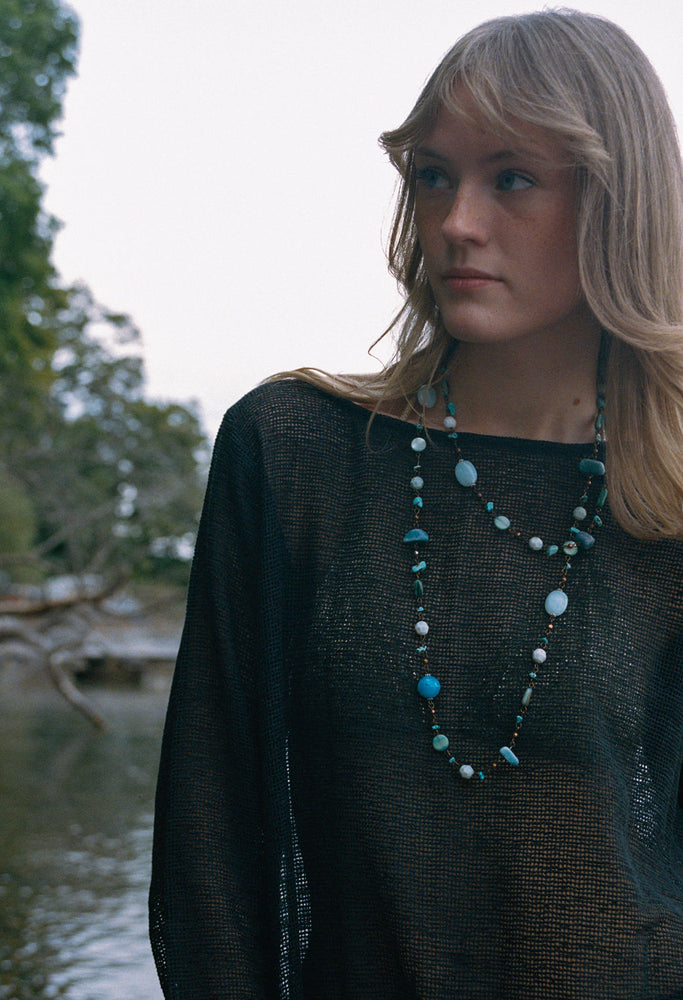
[{"left": 273, "top": 10, "right": 683, "bottom": 539}]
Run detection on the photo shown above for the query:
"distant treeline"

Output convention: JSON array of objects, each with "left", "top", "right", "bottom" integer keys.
[{"left": 0, "top": 0, "right": 208, "bottom": 589}]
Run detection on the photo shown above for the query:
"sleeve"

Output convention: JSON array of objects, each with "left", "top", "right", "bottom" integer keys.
[{"left": 149, "top": 404, "right": 293, "bottom": 999}]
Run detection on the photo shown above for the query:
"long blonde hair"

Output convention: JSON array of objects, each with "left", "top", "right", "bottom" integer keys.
[{"left": 273, "top": 10, "right": 683, "bottom": 539}]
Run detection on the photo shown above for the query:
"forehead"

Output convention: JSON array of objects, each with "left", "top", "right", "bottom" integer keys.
[{"left": 420, "top": 89, "right": 570, "bottom": 167}]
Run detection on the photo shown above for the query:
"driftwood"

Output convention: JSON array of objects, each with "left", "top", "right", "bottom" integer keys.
[{"left": 0, "top": 604, "right": 108, "bottom": 729}]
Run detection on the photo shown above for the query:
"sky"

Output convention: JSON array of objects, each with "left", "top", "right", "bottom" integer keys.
[{"left": 41, "top": 0, "right": 683, "bottom": 437}]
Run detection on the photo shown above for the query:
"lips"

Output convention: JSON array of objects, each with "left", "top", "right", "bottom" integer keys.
[{"left": 441, "top": 267, "right": 500, "bottom": 290}]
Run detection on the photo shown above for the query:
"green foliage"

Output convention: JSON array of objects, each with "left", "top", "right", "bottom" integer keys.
[{"left": 0, "top": 0, "right": 209, "bottom": 587}]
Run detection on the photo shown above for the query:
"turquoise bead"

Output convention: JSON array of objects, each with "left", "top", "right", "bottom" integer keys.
[
  {"left": 575, "top": 530, "right": 595, "bottom": 550},
  {"left": 494, "top": 515, "right": 510, "bottom": 530},
  {"left": 417, "top": 674, "right": 441, "bottom": 699},
  {"left": 455, "top": 460, "right": 478, "bottom": 487},
  {"left": 413, "top": 496, "right": 423, "bottom": 508},
  {"left": 403, "top": 528, "right": 429, "bottom": 543},
  {"left": 545, "top": 589, "right": 568, "bottom": 616},
  {"left": 499, "top": 746, "right": 519, "bottom": 766},
  {"left": 516, "top": 715, "right": 523, "bottom": 726},
  {"left": 597, "top": 486, "right": 608, "bottom": 508},
  {"left": 546, "top": 544, "right": 559, "bottom": 557},
  {"left": 411, "top": 560, "right": 426, "bottom": 573},
  {"left": 446, "top": 401, "right": 456, "bottom": 415},
  {"left": 432, "top": 734, "right": 449, "bottom": 751},
  {"left": 594, "top": 515, "right": 603, "bottom": 527},
  {"left": 413, "top": 580, "right": 424, "bottom": 598},
  {"left": 486, "top": 502, "right": 494, "bottom": 512},
  {"left": 417, "top": 386, "right": 437, "bottom": 408},
  {"left": 579, "top": 458, "right": 606, "bottom": 477}
]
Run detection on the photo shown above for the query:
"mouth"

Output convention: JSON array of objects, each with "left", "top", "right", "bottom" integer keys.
[{"left": 441, "top": 267, "right": 500, "bottom": 289}]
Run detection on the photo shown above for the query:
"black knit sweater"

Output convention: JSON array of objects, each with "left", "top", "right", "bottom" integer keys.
[{"left": 150, "top": 380, "right": 683, "bottom": 999}]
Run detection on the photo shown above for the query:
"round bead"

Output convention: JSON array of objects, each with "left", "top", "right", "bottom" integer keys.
[
  {"left": 417, "top": 386, "right": 437, "bottom": 408},
  {"left": 573, "top": 506, "right": 587, "bottom": 521},
  {"left": 443, "top": 415, "right": 457, "bottom": 431},
  {"left": 455, "top": 460, "right": 478, "bottom": 487},
  {"left": 532, "top": 647, "right": 547, "bottom": 664},
  {"left": 545, "top": 589, "right": 569, "bottom": 616},
  {"left": 414, "top": 620, "right": 429, "bottom": 636},
  {"left": 417, "top": 674, "right": 441, "bottom": 699},
  {"left": 494, "top": 515, "right": 511, "bottom": 530},
  {"left": 563, "top": 540, "right": 578, "bottom": 556},
  {"left": 410, "top": 476, "right": 424, "bottom": 491},
  {"left": 432, "top": 734, "right": 450, "bottom": 751},
  {"left": 529, "top": 536, "right": 543, "bottom": 551},
  {"left": 411, "top": 437, "right": 427, "bottom": 453},
  {"left": 459, "top": 764, "right": 475, "bottom": 780}
]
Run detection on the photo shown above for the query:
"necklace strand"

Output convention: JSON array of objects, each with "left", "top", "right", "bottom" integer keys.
[{"left": 404, "top": 372, "right": 607, "bottom": 781}]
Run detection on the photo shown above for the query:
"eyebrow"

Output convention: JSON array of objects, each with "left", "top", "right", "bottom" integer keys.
[{"left": 414, "top": 145, "right": 552, "bottom": 166}]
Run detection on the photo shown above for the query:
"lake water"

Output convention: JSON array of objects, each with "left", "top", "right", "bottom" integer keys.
[{"left": 0, "top": 684, "right": 170, "bottom": 1000}]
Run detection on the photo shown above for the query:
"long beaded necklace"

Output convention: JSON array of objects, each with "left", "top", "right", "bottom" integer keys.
[{"left": 404, "top": 371, "right": 607, "bottom": 781}]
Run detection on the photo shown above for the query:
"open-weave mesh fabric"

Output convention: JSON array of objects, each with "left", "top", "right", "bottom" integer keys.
[{"left": 150, "top": 380, "right": 683, "bottom": 999}]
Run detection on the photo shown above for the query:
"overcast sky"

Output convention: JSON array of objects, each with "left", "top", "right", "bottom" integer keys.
[{"left": 41, "top": 0, "right": 683, "bottom": 436}]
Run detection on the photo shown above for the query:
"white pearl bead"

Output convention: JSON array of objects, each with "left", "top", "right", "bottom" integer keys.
[
  {"left": 573, "top": 506, "right": 587, "bottom": 521},
  {"left": 528, "top": 536, "right": 543, "bottom": 551},
  {"left": 459, "top": 764, "right": 474, "bottom": 780},
  {"left": 443, "top": 415, "right": 457, "bottom": 431},
  {"left": 532, "top": 648, "right": 547, "bottom": 664},
  {"left": 414, "top": 620, "right": 429, "bottom": 636}
]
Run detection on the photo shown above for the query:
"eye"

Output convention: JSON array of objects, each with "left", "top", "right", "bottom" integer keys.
[
  {"left": 496, "top": 170, "right": 534, "bottom": 192},
  {"left": 415, "top": 166, "right": 450, "bottom": 191}
]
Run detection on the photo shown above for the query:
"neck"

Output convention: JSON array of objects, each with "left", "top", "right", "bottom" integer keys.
[{"left": 444, "top": 330, "right": 602, "bottom": 443}]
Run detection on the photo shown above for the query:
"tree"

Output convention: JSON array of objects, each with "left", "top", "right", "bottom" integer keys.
[{"left": 0, "top": 0, "right": 209, "bottom": 588}]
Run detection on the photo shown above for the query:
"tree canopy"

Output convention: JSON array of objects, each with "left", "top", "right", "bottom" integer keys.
[{"left": 0, "top": 0, "right": 208, "bottom": 589}]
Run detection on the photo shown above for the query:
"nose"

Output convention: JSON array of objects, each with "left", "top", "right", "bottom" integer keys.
[{"left": 441, "top": 182, "right": 489, "bottom": 245}]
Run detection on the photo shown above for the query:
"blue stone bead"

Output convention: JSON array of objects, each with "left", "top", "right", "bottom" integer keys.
[
  {"left": 403, "top": 528, "right": 429, "bottom": 543},
  {"left": 594, "top": 515, "right": 603, "bottom": 528},
  {"left": 417, "top": 674, "right": 441, "bottom": 699},
  {"left": 546, "top": 544, "right": 559, "bottom": 557},
  {"left": 516, "top": 715, "right": 523, "bottom": 726},
  {"left": 597, "top": 486, "right": 608, "bottom": 508},
  {"left": 412, "top": 560, "right": 427, "bottom": 573},
  {"left": 486, "top": 502, "right": 494, "bottom": 513},
  {"left": 455, "top": 460, "right": 478, "bottom": 487},
  {"left": 545, "top": 589, "right": 569, "bottom": 616},
  {"left": 494, "top": 515, "right": 511, "bottom": 530},
  {"left": 432, "top": 734, "right": 449, "bottom": 751},
  {"left": 413, "top": 496, "right": 423, "bottom": 508},
  {"left": 575, "top": 530, "right": 595, "bottom": 550},
  {"left": 446, "top": 401, "right": 456, "bottom": 415},
  {"left": 417, "top": 386, "right": 437, "bottom": 408},
  {"left": 499, "top": 746, "right": 520, "bottom": 766},
  {"left": 579, "top": 458, "right": 606, "bottom": 477}
]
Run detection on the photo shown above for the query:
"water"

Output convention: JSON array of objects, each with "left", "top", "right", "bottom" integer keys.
[{"left": 0, "top": 685, "right": 170, "bottom": 1000}]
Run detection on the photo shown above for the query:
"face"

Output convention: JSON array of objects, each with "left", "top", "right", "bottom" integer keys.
[{"left": 413, "top": 94, "right": 599, "bottom": 351}]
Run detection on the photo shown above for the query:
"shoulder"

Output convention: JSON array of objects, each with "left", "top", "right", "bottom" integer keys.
[{"left": 217, "top": 379, "right": 379, "bottom": 456}]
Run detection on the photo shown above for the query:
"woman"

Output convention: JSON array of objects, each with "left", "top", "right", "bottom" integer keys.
[{"left": 150, "top": 10, "right": 683, "bottom": 998}]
